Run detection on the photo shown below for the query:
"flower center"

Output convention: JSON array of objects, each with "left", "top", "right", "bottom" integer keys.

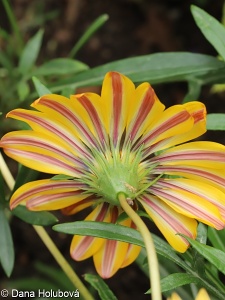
[{"left": 87, "top": 145, "right": 146, "bottom": 206}]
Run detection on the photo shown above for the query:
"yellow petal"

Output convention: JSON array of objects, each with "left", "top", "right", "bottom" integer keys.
[
  {"left": 93, "top": 213, "right": 131, "bottom": 278},
  {"left": 6, "top": 108, "right": 90, "bottom": 158},
  {"left": 137, "top": 105, "right": 194, "bottom": 152},
  {"left": 1, "top": 131, "right": 83, "bottom": 176},
  {"left": 126, "top": 82, "right": 165, "bottom": 142},
  {"left": 152, "top": 141, "right": 225, "bottom": 169},
  {"left": 151, "top": 179, "right": 224, "bottom": 229},
  {"left": 32, "top": 94, "right": 101, "bottom": 149},
  {"left": 196, "top": 288, "right": 211, "bottom": 300},
  {"left": 70, "top": 203, "right": 111, "bottom": 261},
  {"left": 101, "top": 72, "right": 135, "bottom": 145},
  {"left": 149, "top": 101, "right": 206, "bottom": 154},
  {"left": 167, "top": 293, "right": 182, "bottom": 300},
  {"left": 10, "top": 179, "right": 87, "bottom": 211},
  {"left": 120, "top": 221, "right": 141, "bottom": 268},
  {"left": 139, "top": 195, "right": 197, "bottom": 252}
]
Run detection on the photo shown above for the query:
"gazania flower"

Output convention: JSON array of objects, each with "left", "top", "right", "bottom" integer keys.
[
  {"left": 1, "top": 72, "right": 225, "bottom": 278},
  {"left": 167, "top": 288, "right": 211, "bottom": 300}
]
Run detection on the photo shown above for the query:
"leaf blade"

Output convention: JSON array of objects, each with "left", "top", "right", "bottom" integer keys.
[
  {"left": 84, "top": 274, "right": 117, "bottom": 300},
  {"left": 191, "top": 5, "right": 225, "bottom": 61},
  {"left": 0, "top": 205, "right": 14, "bottom": 277},
  {"left": 18, "top": 29, "right": 44, "bottom": 74}
]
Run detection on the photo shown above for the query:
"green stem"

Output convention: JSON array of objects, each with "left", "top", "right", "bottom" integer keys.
[
  {"left": 0, "top": 153, "right": 94, "bottom": 300},
  {"left": 118, "top": 192, "right": 162, "bottom": 300},
  {"left": 33, "top": 225, "right": 94, "bottom": 300}
]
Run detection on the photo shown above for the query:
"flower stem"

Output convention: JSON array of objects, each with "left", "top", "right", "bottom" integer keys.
[
  {"left": 118, "top": 192, "right": 162, "bottom": 300},
  {"left": 0, "top": 153, "right": 94, "bottom": 300},
  {"left": 33, "top": 225, "right": 94, "bottom": 300}
]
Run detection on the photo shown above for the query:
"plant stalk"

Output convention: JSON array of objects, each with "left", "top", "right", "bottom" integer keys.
[{"left": 118, "top": 192, "right": 162, "bottom": 300}]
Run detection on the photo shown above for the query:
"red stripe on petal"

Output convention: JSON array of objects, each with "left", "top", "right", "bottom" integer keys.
[
  {"left": 77, "top": 94, "right": 106, "bottom": 147},
  {"left": 38, "top": 98, "right": 99, "bottom": 149},
  {"left": 10, "top": 180, "right": 86, "bottom": 209},
  {"left": 136, "top": 110, "right": 191, "bottom": 150},
  {"left": 130, "top": 87, "right": 155, "bottom": 140},
  {"left": 142, "top": 196, "right": 192, "bottom": 240},
  {"left": 71, "top": 203, "right": 110, "bottom": 260},
  {"left": 111, "top": 72, "right": 123, "bottom": 145},
  {"left": 9, "top": 110, "right": 91, "bottom": 159}
]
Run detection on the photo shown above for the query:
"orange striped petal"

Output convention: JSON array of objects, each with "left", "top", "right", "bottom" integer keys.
[
  {"left": 1, "top": 131, "right": 84, "bottom": 176},
  {"left": 93, "top": 207, "right": 131, "bottom": 278},
  {"left": 10, "top": 179, "right": 87, "bottom": 211},
  {"left": 6, "top": 108, "right": 90, "bottom": 159},
  {"left": 139, "top": 195, "right": 197, "bottom": 252},
  {"left": 61, "top": 196, "right": 96, "bottom": 215},
  {"left": 125, "top": 83, "right": 165, "bottom": 142},
  {"left": 32, "top": 94, "right": 103, "bottom": 150},
  {"left": 74, "top": 93, "right": 108, "bottom": 149},
  {"left": 136, "top": 105, "right": 194, "bottom": 152},
  {"left": 151, "top": 141, "right": 225, "bottom": 169},
  {"left": 150, "top": 179, "right": 224, "bottom": 229},
  {"left": 148, "top": 101, "right": 206, "bottom": 154},
  {"left": 120, "top": 222, "right": 141, "bottom": 268},
  {"left": 156, "top": 178, "right": 225, "bottom": 222},
  {"left": 156, "top": 164, "right": 225, "bottom": 194},
  {"left": 70, "top": 203, "right": 111, "bottom": 261},
  {"left": 101, "top": 72, "right": 135, "bottom": 146}
]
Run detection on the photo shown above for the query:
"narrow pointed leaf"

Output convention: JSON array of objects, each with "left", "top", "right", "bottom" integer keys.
[
  {"left": 181, "top": 234, "right": 225, "bottom": 275},
  {"left": 53, "top": 221, "right": 187, "bottom": 269},
  {"left": 191, "top": 5, "right": 225, "bottom": 61},
  {"left": 46, "top": 53, "right": 225, "bottom": 93},
  {"left": 84, "top": 274, "right": 117, "bottom": 300},
  {"left": 0, "top": 205, "right": 14, "bottom": 277},
  {"left": 33, "top": 58, "right": 88, "bottom": 76},
  {"left": 208, "top": 227, "right": 225, "bottom": 252},
  {"left": 18, "top": 29, "right": 44, "bottom": 74},
  {"left": 70, "top": 14, "right": 109, "bottom": 57},
  {"left": 32, "top": 76, "right": 51, "bottom": 96},
  {"left": 146, "top": 273, "right": 199, "bottom": 294}
]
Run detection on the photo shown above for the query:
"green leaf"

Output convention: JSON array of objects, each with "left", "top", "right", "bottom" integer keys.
[
  {"left": 207, "top": 227, "right": 225, "bottom": 252},
  {"left": 32, "top": 76, "right": 51, "bottom": 96},
  {"left": 12, "top": 205, "right": 58, "bottom": 226},
  {"left": 0, "top": 205, "right": 14, "bottom": 277},
  {"left": 181, "top": 235, "right": 225, "bottom": 275},
  {"left": 33, "top": 58, "right": 88, "bottom": 76},
  {"left": 147, "top": 273, "right": 199, "bottom": 294},
  {"left": 207, "top": 113, "right": 225, "bottom": 130},
  {"left": 191, "top": 223, "right": 207, "bottom": 276},
  {"left": 46, "top": 52, "right": 225, "bottom": 93},
  {"left": 53, "top": 221, "right": 187, "bottom": 270},
  {"left": 70, "top": 14, "right": 109, "bottom": 57},
  {"left": 17, "top": 80, "right": 30, "bottom": 102},
  {"left": 18, "top": 29, "right": 44, "bottom": 74},
  {"left": 84, "top": 274, "right": 117, "bottom": 300},
  {"left": 191, "top": 5, "right": 225, "bottom": 61}
]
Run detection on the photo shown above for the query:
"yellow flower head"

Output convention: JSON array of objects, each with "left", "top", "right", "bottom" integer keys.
[{"left": 1, "top": 72, "right": 225, "bottom": 278}]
